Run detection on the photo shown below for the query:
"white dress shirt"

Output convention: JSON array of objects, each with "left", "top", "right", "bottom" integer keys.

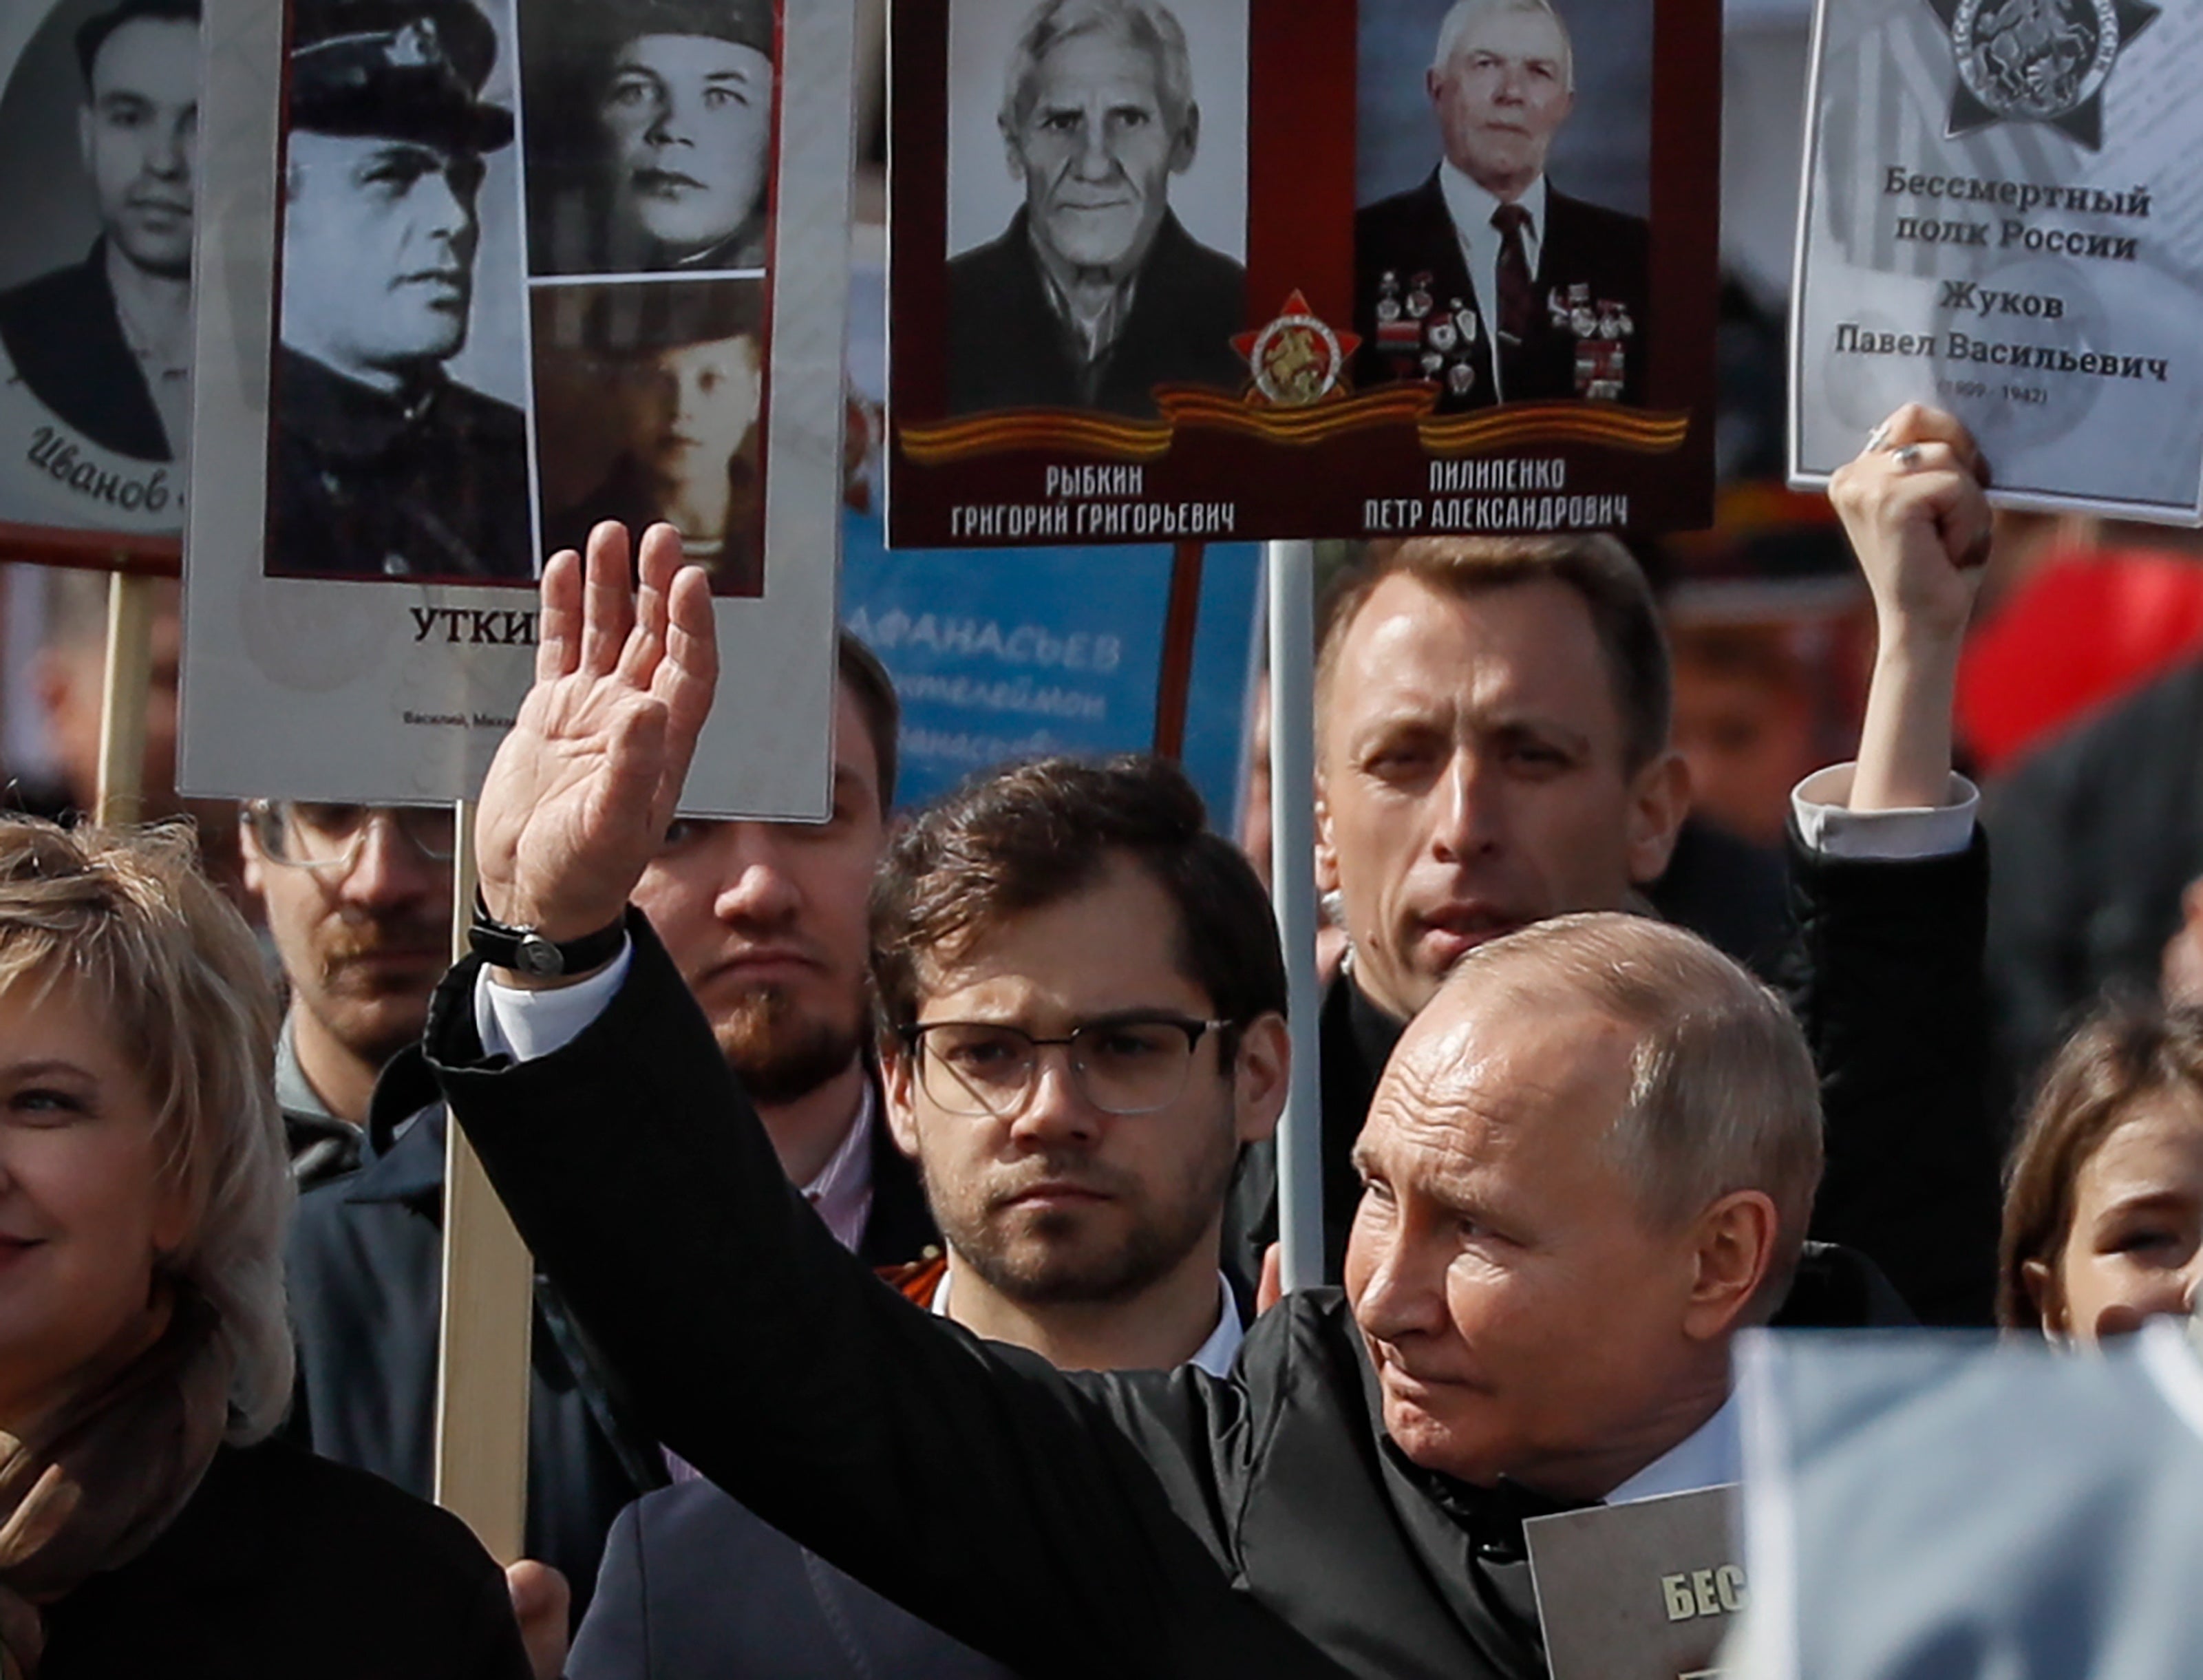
[
  {"left": 1436, "top": 164, "right": 1549, "bottom": 402},
  {"left": 1604, "top": 1392, "right": 1742, "bottom": 1504},
  {"left": 800, "top": 1082, "right": 877, "bottom": 1253}
]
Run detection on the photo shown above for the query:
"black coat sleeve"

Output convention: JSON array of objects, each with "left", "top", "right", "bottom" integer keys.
[
  {"left": 426, "top": 915, "right": 1345, "bottom": 1680},
  {"left": 1780, "top": 825, "right": 1999, "bottom": 1324}
]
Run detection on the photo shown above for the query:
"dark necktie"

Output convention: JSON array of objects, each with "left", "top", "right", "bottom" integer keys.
[{"left": 1491, "top": 202, "right": 1535, "bottom": 345}]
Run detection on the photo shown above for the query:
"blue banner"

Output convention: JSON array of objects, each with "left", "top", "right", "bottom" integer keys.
[{"left": 842, "top": 510, "right": 1262, "bottom": 826}]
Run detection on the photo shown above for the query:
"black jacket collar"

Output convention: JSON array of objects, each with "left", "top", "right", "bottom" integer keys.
[{"left": 276, "top": 345, "right": 457, "bottom": 465}]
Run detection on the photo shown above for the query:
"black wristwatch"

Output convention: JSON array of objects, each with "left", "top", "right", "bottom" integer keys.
[{"left": 467, "top": 892, "right": 627, "bottom": 979}]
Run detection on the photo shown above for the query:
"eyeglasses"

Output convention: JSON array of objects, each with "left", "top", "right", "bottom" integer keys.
[
  {"left": 901, "top": 1016, "right": 1233, "bottom": 1118},
  {"left": 245, "top": 800, "right": 457, "bottom": 875}
]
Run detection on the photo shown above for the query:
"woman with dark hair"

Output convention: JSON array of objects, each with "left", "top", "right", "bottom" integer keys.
[
  {"left": 2000, "top": 998, "right": 2203, "bottom": 1341},
  {"left": 0, "top": 818, "right": 529, "bottom": 1677}
]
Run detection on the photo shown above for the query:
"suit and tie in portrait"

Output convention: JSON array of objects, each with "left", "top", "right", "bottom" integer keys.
[{"left": 1354, "top": 0, "right": 1649, "bottom": 413}]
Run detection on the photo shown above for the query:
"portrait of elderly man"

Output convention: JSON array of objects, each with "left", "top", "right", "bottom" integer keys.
[
  {"left": 266, "top": 0, "right": 533, "bottom": 582},
  {"left": 946, "top": 0, "right": 1246, "bottom": 417},
  {"left": 1354, "top": 0, "right": 1650, "bottom": 412},
  {"left": 0, "top": 0, "right": 198, "bottom": 463},
  {"left": 526, "top": 0, "right": 775, "bottom": 275}
]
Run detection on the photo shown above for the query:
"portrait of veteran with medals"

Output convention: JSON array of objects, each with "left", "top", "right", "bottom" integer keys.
[
  {"left": 265, "top": 0, "right": 533, "bottom": 583},
  {"left": 1355, "top": 0, "right": 1650, "bottom": 412},
  {"left": 945, "top": 0, "right": 1246, "bottom": 419},
  {"left": 0, "top": 0, "right": 199, "bottom": 467}
]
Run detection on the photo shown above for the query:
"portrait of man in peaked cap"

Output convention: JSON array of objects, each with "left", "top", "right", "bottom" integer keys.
[{"left": 266, "top": 0, "right": 534, "bottom": 582}]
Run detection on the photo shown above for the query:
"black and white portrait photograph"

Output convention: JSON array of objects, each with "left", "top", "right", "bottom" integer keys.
[
  {"left": 532, "top": 278, "right": 766, "bottom": 597},
  {"left": 0, "top": 0, "right": 198, "bottom": 471},
  {"left": 520, "top": 0, "right": 776, "bottom": 277},
  {"left": 1354, "top": 0, "right": 1652, "bottom": 412},
  {"left": 943, "top": 0, "right": 1248, "bottom": 418},
  {"left": 264, "top": 0, "right": 535, "bottom": 583}
]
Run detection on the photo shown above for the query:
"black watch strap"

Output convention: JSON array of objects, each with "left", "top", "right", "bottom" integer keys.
[{"left": 468, "top": 891, "right": 628, "bottom": 979}]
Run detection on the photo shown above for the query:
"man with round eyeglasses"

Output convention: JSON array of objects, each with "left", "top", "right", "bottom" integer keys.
[
  {"left": 560, "top": 751, "right": 1282, "bottom": 1677},
  {"left": 240, "top": 798, "right": 456, "bottom": 1183},
  {"left": 868, "top": 754, "right": 1285, "bottom": 1364}
]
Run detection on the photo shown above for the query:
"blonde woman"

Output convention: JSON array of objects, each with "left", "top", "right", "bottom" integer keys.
[{"left": 0, "top": 819, "right": 528, "bottom": 1678}]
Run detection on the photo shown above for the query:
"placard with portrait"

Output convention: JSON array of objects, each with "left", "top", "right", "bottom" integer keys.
[
  {"left": 182, "top": 0, "right": 857, "bottom": 816},
  {"left": 884, "top": 0, "right": 1721, "bottom": 545},
  {"left": 0, "top": 0, "right": 199, "bottom": 552}
]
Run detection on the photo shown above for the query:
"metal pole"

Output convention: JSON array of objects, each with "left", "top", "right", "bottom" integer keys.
[
  {"left": 434, "top": 797, "right": 535, "bottom": 1562},
  {"left": 1266, "top": 540, "right": 1324, "bottom": 1293}
]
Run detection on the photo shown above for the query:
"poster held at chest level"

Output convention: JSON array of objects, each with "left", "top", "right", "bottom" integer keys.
[
  {"left": 1524, "top": 1487, "right": 1743, "bottom": 1680},
  {"left": 1789, "top": 0, "right": 2203, "bottom": 522},
  {"left": 0, "top": 0, "right": 198, "bottom": 552},
  {"left": 181, "top": 0, "right": 855, "bottom": 814},
  {"left": 885, "top": 0, "right": 1721, "bottom": 549}
]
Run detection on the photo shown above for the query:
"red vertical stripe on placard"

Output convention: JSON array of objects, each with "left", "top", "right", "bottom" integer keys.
[
  {"left": 891, "top": 1, "right": 952, "bottom": 420},
  {"left": 1647, "top": 0, "right": 1723, "bottom": 427},
  {"left": 1152, "top": 542, "right": 1206, "bottom": 758},
  {"left": 1246, "top": 0, "right": 1361, "bottom": 331}
]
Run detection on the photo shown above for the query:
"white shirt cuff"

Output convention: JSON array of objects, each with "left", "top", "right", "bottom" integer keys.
[
  {"left": 473, "top": 940, "right": 634, "bottom": 1063},
  {"left": 1791, "top": 764, "right": 1979, "bottom": 862}
]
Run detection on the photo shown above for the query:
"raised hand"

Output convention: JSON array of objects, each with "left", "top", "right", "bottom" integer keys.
[
  {"left": 1830, "top": 402, "right": 1993, "bottom": 648},
  {"left": 476, "top": 522, "right": 717, "bottom": 953},
  {"left": 1829, "top": 405, "right": 1992, "bottom": 811}
]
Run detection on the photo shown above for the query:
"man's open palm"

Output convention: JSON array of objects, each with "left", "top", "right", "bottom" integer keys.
[{"left": 476, "top": 522, "right": 718, "bottom": 942}]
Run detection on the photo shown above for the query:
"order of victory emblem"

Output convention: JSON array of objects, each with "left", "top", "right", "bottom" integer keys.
[
  {"left": 1234, "top": 293, "right": 1359, "bottom": 407},
  {"left": 1928, "top": 0, "right": 2158, "bottom": 148}
]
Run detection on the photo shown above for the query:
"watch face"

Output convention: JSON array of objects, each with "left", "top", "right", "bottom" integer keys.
[{"left": 517, "top": 933, "right": 563, "bottom": 978}]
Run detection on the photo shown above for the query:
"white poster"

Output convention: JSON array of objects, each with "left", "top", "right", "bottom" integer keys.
[
  {"left": 1789, "top": 0, "right": 2203, "bottom": 522},
  {"left": 182, "top": 0, "right": 855, "bottom": 814}
]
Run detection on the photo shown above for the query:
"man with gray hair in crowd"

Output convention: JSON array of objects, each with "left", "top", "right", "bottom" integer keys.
[
  {"left": 946, "top": 0, "right": 1245, "bottom": 416},
  {"left": 416, "top": 407, "right": 2000, "bottom": 1677}
]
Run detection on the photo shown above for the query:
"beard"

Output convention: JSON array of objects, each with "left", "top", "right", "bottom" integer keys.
[
  {"left": 713, "top": 984, "right": 865, "bottom": 1107},
  {"left": 928, "top": 1123, "right": 1238, "bottom": 1308}
]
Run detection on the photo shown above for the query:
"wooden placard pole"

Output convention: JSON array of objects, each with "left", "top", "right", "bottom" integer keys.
[
  {"left": 1266, "top": 540, "right": 1324, "bottom": 1292},
  {"left": 93, "top": 569, "right": 158, "bottom": 826},
  {"left": 433, "top": 798, "right": 535, "bottom": 1562},
  {"left": 1151, "top": 541, "right": 1206, "bottom": 758}
]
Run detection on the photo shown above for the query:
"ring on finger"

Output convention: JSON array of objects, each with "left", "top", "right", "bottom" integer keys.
[
  {"left": 1892, "top": 443, "right": 1922, "bottom": 469},
  {"left": 1864, "top": 423, "right": 1891, "bottom": 453}
]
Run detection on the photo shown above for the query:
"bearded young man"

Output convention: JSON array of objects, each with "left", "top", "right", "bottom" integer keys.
[{"left": 569, "top": 753, "right": 1282, "bottom": 1677}]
